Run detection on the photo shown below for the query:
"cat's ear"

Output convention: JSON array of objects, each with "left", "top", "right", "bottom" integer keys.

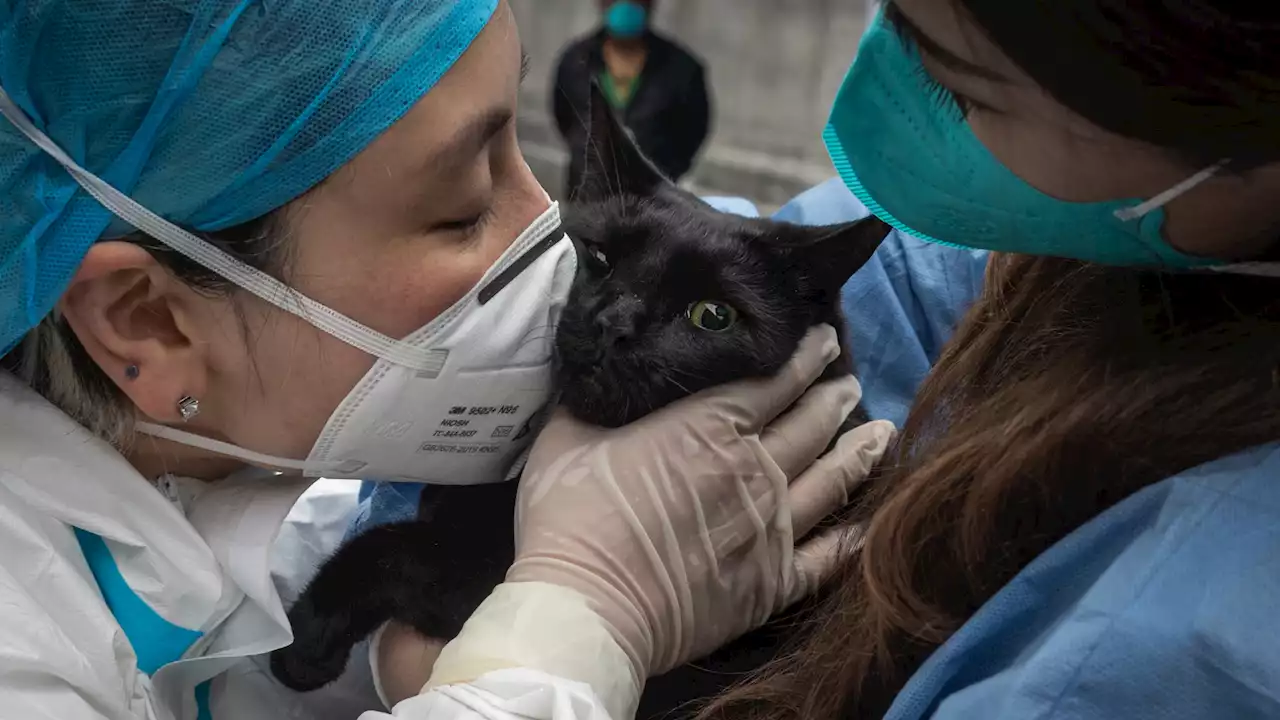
[
  {"left": 772, "top": 217, "right": 891, "bottom": 291},
  {"left": 572, "top": 81, "right": 668, "bottom": 202}
]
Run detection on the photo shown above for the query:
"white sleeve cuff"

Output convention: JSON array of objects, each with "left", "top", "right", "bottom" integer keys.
[
  {"left": 365, "top": 668, "right": 614, "bottom": 720},
  {"left": 424, "top": 582, "right": 640, "bottom": 720}
]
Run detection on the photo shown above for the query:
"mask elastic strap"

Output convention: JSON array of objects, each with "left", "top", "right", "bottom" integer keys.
[
  {"left": 1205, "top": 262, "right": 1280, "bottom": 278},
  {"left": 0, "top": 86, "right": 445, "bottom": 372},
  {"left": 1109, "top": 158, "right": 1280, "bottom": 276},
  {"left": 134, "top": 421, "right": 366, "bottom": 476},
  {"left": 1113, "top": 160, "right": 1229, "bottom": 222}
]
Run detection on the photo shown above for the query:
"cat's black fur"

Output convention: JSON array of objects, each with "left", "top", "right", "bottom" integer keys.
[{"left": 270, "top": 85, "right": 889, "bottom": 717}]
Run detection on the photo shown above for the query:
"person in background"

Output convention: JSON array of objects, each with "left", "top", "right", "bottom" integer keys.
[{"left": 552, "top": 0, "right": 711, "bottom": 197}]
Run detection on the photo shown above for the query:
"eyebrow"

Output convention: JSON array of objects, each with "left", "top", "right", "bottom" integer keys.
[
  {"left": 885, "top": 2, "right": 1007, "bottom": 82},
  {"left": 420, "top": 107, "right": 513, "bottom": 181},
  {"left": 413, "top": 47, "right": 526, "bottom": 187}
]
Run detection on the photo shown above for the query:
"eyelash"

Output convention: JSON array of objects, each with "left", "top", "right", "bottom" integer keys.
[
  {"left": 920, "top": 71, "right": 992, "bottom": 118},
  {"left": 437, "top": 206, "right": 492, "bottom": 238}
]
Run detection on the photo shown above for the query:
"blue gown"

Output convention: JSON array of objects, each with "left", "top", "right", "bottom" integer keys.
[
  {"left": 352, "top": 180, "right": 1280, "bottom": 719},
  {"left": 885, "top": 443, "right": 1280, "bottom": 719}
]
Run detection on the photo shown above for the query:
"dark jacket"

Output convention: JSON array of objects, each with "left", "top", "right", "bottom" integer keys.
[{"left": 552, "top": 29, "right": 711, "bottom": 196}]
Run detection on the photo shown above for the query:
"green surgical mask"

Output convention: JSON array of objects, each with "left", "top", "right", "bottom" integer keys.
[{"left": 824, "top": 13, "right": 1227, "bottom": 270}]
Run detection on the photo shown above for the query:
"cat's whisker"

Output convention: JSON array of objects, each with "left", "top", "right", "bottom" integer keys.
[
  {"left": 514, "top": 323, "right": 564, "bottom": 356},
  {"left": 514, "top": 336, "right": 557, "bottom": 353},
  {"left": 516, "top": 333, "right": 561, "bottom": 351},
  {"left": 654, "top": 366, "right": 694, "bottom": 396},
  {"left": 669, "top": 365, "right": 711, "bottom": 384}
]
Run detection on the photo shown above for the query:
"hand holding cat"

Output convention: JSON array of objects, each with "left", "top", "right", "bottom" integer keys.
[{"left": 422, "top": 325, "right": 896, "bottom": 718}]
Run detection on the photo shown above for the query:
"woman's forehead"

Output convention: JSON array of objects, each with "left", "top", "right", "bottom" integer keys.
[
  {"left": 315, "top": 2, "right": 521, "bottom": 206},
  {"left": 891, "top": 0, "right": 1027, "bottom": 85}
]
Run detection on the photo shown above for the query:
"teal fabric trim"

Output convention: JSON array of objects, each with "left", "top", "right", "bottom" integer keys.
[
  {"left": 195, "top": 680, "right": 214, "bottom": 720},
  {"left": 823, "top": 121, "right": 962, "bottom": 252},
  {"left": 73, "top": 528, "right": 204, "bottom": 675}
]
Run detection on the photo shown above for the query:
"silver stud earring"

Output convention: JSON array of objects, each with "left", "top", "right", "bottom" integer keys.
[
  {"left": 177, "top": 396, "right": 201, "bottom": 423},
  {"left": 124, "top": 365, "right": 140, "bottom": 380}
]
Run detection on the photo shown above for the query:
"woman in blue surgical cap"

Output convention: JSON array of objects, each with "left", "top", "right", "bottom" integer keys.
[{"left": 0, "top": 1, "right": 887, "bottom": 718}]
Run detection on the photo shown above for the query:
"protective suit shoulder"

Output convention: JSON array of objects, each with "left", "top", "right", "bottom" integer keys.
[
  {"left": 885, "top": 442, "right": 1280, "bottom": 720},
  {"left": 0, "top": 480, "right": 146, "bottom": 717}
]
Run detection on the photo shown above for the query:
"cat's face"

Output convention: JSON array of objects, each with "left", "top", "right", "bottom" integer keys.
[{"left": 554, "top": 85, "right": 889, "bottom": 428}]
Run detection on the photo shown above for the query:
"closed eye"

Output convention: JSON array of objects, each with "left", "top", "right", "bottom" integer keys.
[
  {"left": 436, "top": 214, "right": 484, "bottom": 232},
  {"left": 885, "top": 3, "right": 1004, "bottom": 117},
  {"left": 432, "top": 205, "right": 492, "bottom": 238},
  {"left": 920, "top": 72, "right": 998, "bottom": 117}
]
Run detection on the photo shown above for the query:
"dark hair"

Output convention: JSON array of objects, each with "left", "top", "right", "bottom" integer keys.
[
  {"left": 964, "top": 1, "right": 1280, "bottom": 170},
  {"left": 699, "top": 2, "right": 1280, "bottom": 718},
  {"left": 1, "top": 212, "right": 289, "bottom": 446}
]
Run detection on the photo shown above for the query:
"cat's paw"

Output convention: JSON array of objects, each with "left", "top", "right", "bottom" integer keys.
[{"left": 269, "top": 641, "right": 352, "bottom": 692}]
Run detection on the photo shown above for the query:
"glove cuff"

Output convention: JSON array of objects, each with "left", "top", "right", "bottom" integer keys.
[
  {"left": 424, "top": 581, "right": 641, "bottom": 720},
  {"left": 368, "top": 621, "right": 392, "bottom": 709}
]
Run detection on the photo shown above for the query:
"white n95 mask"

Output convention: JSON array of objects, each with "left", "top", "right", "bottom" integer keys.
[
  {"left": 0, "top": 87, "right": 577, "bottom": 485},
  {"left": 140, "top": 206, "right": 576, "bottom": 484}
]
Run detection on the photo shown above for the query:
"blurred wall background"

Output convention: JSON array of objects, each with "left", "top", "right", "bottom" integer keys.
[{"left": 511, "top": 0, "right": 875, "bottom": 211}]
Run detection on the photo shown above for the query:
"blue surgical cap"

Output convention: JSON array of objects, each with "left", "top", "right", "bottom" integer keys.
[{"left": 0, "top": 0, "right": 500, "bottom": 355}]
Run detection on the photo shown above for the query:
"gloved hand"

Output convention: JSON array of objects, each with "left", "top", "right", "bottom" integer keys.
[{"left": 423, "top": 325, "right": 895, "bottom": 718}]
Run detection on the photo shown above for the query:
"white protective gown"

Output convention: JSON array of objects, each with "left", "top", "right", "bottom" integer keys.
[{"left": 0, "top": 372, "right": 614, "bottom": 719}]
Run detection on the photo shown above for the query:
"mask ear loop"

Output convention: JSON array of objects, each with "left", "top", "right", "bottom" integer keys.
[
  {"left": 1206, "top": 262, "right": 1280, "bottom": 278},
  {"left": 1113, "top": 160, "right": 1229, "bottom": 221},
  {"left": 1108, "top": 157, "right": 1280, "bottom": 278},
  {"left": 133, "top": 420, "right": 366, "bottom": 476}
]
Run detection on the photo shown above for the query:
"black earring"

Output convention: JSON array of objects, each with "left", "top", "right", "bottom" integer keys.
[{"left": 125, "top": 365, "right": 140, "bottom": 380}]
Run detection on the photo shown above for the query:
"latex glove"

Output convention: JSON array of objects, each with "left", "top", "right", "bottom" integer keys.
[{"left": 425, "top": 325, "right": 896, "bottom": 718}]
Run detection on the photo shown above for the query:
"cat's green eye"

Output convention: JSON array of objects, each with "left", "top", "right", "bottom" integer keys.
[{"left": 686, "top": 301, "right": 738, "bottom": 332}]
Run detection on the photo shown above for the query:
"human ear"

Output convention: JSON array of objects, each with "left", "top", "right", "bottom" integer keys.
[{"left": 58, "top": 241, "right": 212, "bottom": 424}]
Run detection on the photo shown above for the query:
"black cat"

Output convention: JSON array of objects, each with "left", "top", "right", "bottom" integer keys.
[
  {"left": 555, "top": 109, "right": 883, "bottom": 430},
  {"left": 270, "top": 86, "right": 889, "bottom": 717}
]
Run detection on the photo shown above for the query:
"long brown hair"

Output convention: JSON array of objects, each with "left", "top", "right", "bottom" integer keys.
[{"left": 702, "top": 253, "right": 1280, "bottom": 719}]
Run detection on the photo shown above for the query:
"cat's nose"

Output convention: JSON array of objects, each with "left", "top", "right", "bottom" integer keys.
[
  {"left": 595, "top": 295, "right": 643, "bottom": 346},
  {"left": 597, "top": 314, "right": 635, "bottom": 345}
]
